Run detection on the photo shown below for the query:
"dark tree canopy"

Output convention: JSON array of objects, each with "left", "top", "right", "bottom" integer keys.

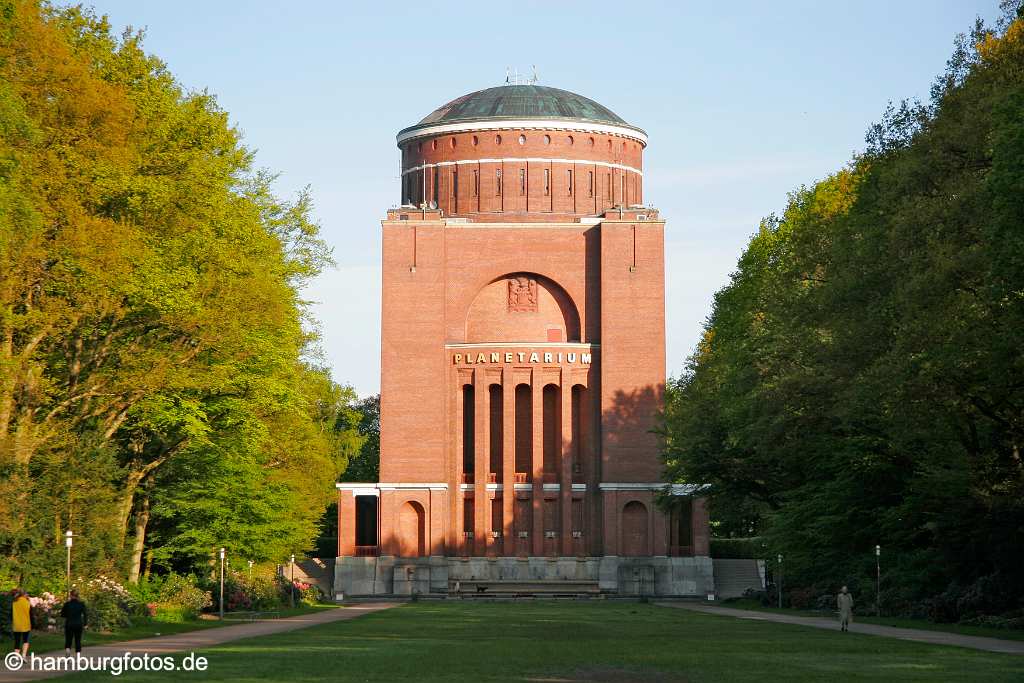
[{"left": 662, "top": 6, "right": 1024, "bottom": 620}]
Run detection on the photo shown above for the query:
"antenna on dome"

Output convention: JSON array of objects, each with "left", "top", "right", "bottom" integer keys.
[
  {"left": 530, "top": 65, "right": 539, "bottom": 84},
  {"left": 505, "top": 67, "right": 511, "bottom": 84}
]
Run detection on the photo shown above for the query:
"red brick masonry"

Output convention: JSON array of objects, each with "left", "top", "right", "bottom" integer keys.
[{"left": 336, "top": 87, "right": 710, "bottom": 586}]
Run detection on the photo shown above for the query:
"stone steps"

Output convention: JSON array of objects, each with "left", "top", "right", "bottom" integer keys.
[
  {"left": 451, "top": 579, "right": 601, "bottom": 597},
  {"left": 713, "top": 558, "right": 764, "bottom": 599}
]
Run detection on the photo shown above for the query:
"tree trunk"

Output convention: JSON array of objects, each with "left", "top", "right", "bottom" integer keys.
[
  {"left": 129, "top": 494, "right": 150, "bottom": 584},
  {"left": 117, "top": 469, "right": 147, "bottom": 547}
]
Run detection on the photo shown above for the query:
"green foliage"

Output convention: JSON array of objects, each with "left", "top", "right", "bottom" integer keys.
[
  {"left": 125, "top": 573, "right": 213, "bottom": 622},
  {"left": 709, "top": 538, "right": 767, "bottom": 560},
  {"left": 337, "top": 394, "right": 380, "bottom": 483},
  {"left": 80, "top": 575, "right": 138, "bottom": 632},
  {"left": 285, "top": 578, "right": 322, "bottom": 606},
  {"left": 0, "top": 591, "right": 11, "bottom": 636},
  {"left": 201, "top": 570, "right": 284, "bottom": 613},
  {"left": 0, "top": 2, "right": 351, "bottom": 586},
  {"left": 314, "top": 394, "right": 380, "bottom": 556},
  {"left": 663, "top": 7, "right": 1024, "bottom": 623},
  {"left": 238, "top": 576, "right": 283, "bottom": 612}
]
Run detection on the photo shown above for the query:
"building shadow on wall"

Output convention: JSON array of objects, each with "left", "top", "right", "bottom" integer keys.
[{"left": 600, "top": 384, "right": 666, "bottom": 463}]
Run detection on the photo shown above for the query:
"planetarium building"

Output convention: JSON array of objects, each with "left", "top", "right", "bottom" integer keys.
[{"left": 335, "top": 84, "right": 713, "bottom": 598}]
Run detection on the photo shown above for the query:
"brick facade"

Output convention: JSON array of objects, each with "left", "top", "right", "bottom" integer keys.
[{"left": 337, "top": 85, "right": 709, "bottom": 573}]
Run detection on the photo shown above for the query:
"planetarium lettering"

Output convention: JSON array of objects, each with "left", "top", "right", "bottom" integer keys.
[{"left": 453, "top": 351, "right": 592, "bottom": 365}]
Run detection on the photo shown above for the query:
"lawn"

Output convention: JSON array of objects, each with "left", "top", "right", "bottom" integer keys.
[
  {"left": 66, "top": 601, "right": 1023, "bottom": 682},
  {"left": 17, "top": 604, "right": 338, "bottom": 654},
  {"left": 721, "top": 598, "right": 1024, "bottom": 642}
]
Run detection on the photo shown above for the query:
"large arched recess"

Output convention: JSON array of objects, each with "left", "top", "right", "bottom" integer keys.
[
  {"left": 398, "top": 500, "right": 426, "bottom": 557},
  {"left": 621, "top": 500, "right": 649, "bottom": 557},
  {"left": 465, "top": 272, "right": 581, "bottom": 343}
]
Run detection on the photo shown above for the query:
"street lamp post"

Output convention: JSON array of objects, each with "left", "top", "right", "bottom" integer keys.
[
  {"left": 777, "top": 554, "right": 783, "bottom": 609},
  {"left": 219, "top": 548, "right": 226, "bottom": 620},
  {"left": 875, "top": 544, "right": 881, "bottom": 617},
  {"left": 289, "top": 554, "right": 296, "bottom": 608},
  {"left": 65, "top": 531, "right": 73, "bottom": 598}
]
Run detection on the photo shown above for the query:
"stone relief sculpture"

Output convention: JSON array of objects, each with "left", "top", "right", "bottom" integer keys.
[{"left": 507, "top": 276, "right": 538, "bottom": 312}]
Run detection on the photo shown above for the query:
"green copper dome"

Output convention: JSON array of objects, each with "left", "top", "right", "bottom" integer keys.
[{"left": 398, "top": 85, "right": 645, "bottom": 139}]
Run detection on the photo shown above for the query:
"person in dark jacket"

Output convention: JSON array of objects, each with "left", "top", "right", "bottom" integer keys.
[{"left": 60, "top": 590, "right": 87, "bottom": 655}]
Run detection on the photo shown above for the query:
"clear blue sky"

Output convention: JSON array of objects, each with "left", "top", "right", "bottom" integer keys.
[{"left": 90, "top": 0, "right": 1000, "bottom": 396}]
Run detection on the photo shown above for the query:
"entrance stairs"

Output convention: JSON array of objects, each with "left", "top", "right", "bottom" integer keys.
[
  {"left": 449, "top": 578, "right": 601, "bottom": 599},
  {"left": 712, "top": 558, "right": 764, "bottom": 599}
]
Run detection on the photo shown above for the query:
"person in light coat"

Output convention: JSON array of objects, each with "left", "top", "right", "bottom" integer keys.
[{"left": 837, "top": 585, "right": 854, "bottom": 631}]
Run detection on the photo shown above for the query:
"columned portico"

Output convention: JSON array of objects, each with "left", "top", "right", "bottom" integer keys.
[{"left": 439, "top": 345, "right": 596, "bottom": 557}]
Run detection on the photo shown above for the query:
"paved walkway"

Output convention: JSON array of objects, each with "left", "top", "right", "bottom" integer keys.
[
  {"left": 2, "top": 603, "right": 398, "bottom": 682},
  {"left": 659, "top": 602, "right": 1024, "bottom": 655}
]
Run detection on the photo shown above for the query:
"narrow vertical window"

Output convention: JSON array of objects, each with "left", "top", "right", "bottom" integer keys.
[
  {"left": 463, "top": 384, "right": 475, "bottom": 475},
  {"left": 620, "top": 174, "right": 625, "bottom": 204},
  {"left": 496, "top": 168, "right": 502, "bottom": 196},
  {"left": 433, "top": 167, "right": 439, "bottom": 206},
  {"left": 567, "top": 170, "right": 573, "bottom": 196},
  {"left": 520, "top": 168, "right": 526, "bottom": 195},
  {"left": 544, "top": 168, "right": 550, "bottom": 196},
  {"left": 607, "top": 173, "right": 612, "bottom": 200},
  {"left": 452, "top": 169, "right": 458, "bottom": 199},
  {"left": 588, "top": 171, "right": 594, "bottom": 197},
  {"left": 473, "top": 169, "right": 479, "bottom": 197}
]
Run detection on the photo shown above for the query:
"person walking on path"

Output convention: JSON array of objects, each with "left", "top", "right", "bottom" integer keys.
[
  {"left": 10, "top": 588, "right": 32, "bottom": 659},
  {"left": 837, "top": 585, "right": 854, "bottom": 632},
  {"left": 60, "top": 589, "right": 88, "bottom": 655}
]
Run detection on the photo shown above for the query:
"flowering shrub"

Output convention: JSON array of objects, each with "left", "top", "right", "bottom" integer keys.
[
  {"left": 29, "top": 592, "right": 60, "bottom": 632},
  {"left": 205, "top": 572, "right": 284, "bottom": 613},
  {"left": 1, "top": 590, "right": 62, "bottom": 634},
  {"left": 226, "top": 588, "right": 251, "bottom": 611},
  {"left": 288, "top": 580, "right": 321, "bottom": 606},
  {"left": 80, "top": 575, "right": 138, "bottom": 632},
  {"left": 155, "top": 574, "right": 211, "bottom": 619},
  {"left": 244, "top": 577, "right": 283, "bottom": 611},
  {"left": 128, "top": 573, "right": 212, "bottom": 621}
]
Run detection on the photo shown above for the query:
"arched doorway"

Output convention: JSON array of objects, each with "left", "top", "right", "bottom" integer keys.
[
  {"left": 621, "top": 501, "right": 649, "bottom": 556},
  {"left": 398, "top": 501, "right": 426, "bottom": 557}
]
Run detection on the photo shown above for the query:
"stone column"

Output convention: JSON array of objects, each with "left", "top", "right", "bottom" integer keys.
[
  {"left": 474, "top": 371, "right": 489, "bottom": 556},
  {"left": 531, "top": 370, "right": 544, "bottom": 556},
  {"left": 560, "top": 378, "right": 573, "bottom": 556},
  {"left": 502, "top": 370, "right": 515, "bottom": 555}
]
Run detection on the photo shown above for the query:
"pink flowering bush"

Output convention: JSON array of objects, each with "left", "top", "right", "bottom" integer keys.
[
  {"left": 286, "top": 579, "right": 321, "bottom": 606},
  {"left": 28, "top": 591, "right": 60, "bottom": 632}
]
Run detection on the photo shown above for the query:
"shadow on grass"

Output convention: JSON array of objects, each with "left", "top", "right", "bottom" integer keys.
[{"left": 64, "top": 602, "right": 1022, "bottom": 682}]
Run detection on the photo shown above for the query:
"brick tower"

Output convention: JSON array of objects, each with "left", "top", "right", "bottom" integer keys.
[{"left": 335, "top": 84, "right": 712, "bottom": 598}]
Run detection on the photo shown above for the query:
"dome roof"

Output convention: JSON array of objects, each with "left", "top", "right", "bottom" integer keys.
[{"left": 398, "top": 85, "right": 646, "bottom": 141}]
